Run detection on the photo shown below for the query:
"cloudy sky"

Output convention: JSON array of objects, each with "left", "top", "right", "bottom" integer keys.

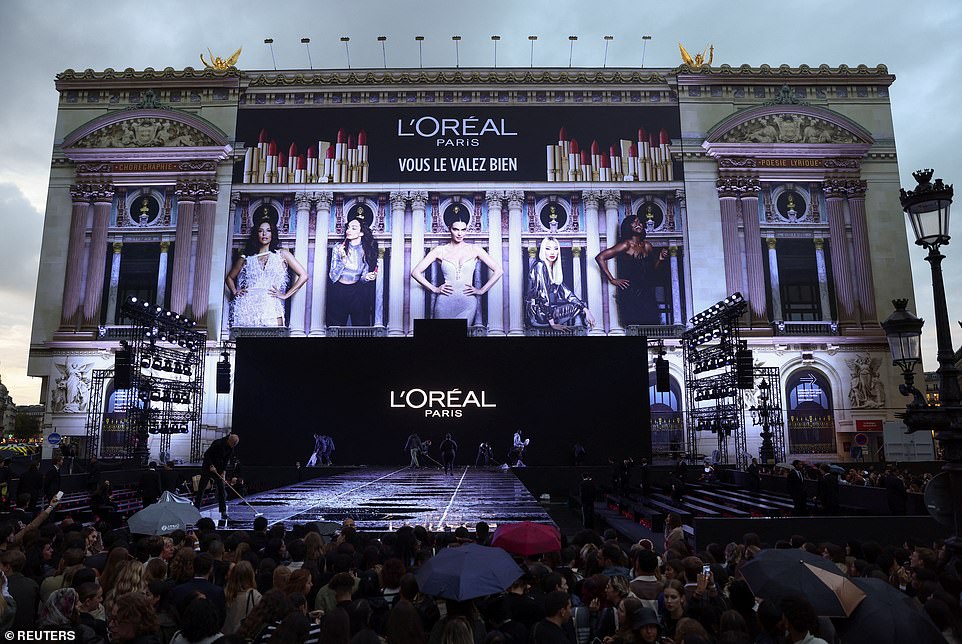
[{"left": 0, "top": 0, "right": 959, "bottom": 405}]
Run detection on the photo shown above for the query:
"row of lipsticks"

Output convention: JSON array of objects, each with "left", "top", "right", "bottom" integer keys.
[
  {"left": 546, "top": 127, "right": 675, "bottom": 183},
  {"left": 242, "top": 128, "right": 371, "bottom": 184}
]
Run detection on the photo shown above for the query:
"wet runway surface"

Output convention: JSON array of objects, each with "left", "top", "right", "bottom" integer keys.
[{"left": 199, "top": 466, "right": 554, "bottom": 531}]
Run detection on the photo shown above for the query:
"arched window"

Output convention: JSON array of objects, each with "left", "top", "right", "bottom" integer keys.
[
  {"left": 785, "top": 369, "right": 836, "bottom": 454},
  {"left": 649, "top": 371, "right": 684, "bottom": 459}
]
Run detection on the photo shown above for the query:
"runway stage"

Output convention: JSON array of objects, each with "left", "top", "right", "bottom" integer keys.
[{"left": 198, "top": 466, "right": 554, "bottom": 531}]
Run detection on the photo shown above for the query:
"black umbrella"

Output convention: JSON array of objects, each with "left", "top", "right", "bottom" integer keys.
[
  {"left": 835, "top": 577, "right": 947, "bottom": 644},
  {"left": 127, "top": 491, "right": 202, "bottom": 535},
  {"left": 740, "top": 548, "right": 865, "bottom": 617},
  {"left": 415, "top": 543, "right": 522, "bottom": 601}
]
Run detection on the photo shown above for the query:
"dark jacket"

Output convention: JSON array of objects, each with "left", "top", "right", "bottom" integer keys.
[
  {"left": 18, "top": 467, "right": 43, "bottom": 503},
  {"left": 816, "top": 472, "right": 840, "bottom": 513},
  {"left": 8, "top": 571, "right": 39, "bottom": 630},
  {"left": 786, "top": 468, "right": 806, "bottom": 500},
  {"left": 202, "top": 437, "right": 234, "bottom": 474},
  {"left": 885, "top": 473, "right": 908, "bottom": 515},
  {"left": 160, "top": 468, "right": 181, "bottom": 493},
  {"left": 139, "top": 468, "right": 162, "bottom": 503},
  {"left": 42, "top": 465, "right": 62, "bottom": 500}
]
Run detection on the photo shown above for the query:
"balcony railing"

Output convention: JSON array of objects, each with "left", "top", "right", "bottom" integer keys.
[
  {"left": 230, "top": 326, "right": 291, "bottom": 339},
  {"left": 325, "top": 326, "right": 388, "bottom": 338},
  {"left": 772, "top": 321, "right": 839, "bottom": 336},
  {"left": 625, "top": 324, "right": 686, "bottom": 339}
]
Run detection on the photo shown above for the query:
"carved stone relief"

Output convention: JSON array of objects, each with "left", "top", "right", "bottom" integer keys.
[
  {"left": 75, "top": 118, "right": 216, "bottom": 148},
  {"left": 719, "top": 114, "right": 860, "bottom": 144},
  {"left": 845, "top": 354, "right": 886, "bottom": 409}
]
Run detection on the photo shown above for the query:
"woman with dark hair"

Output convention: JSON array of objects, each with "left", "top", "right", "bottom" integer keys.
[
  {"left": 227, "top": 214, "right": 308, "bottom": 328},
  {"left": 170, "top": 596, "right": 222, "bottom": 644},
  {"left": 387, "top": 599, "right": 426, "bottom": 644},
  {"left": 237, "top": 590, "right": 291, "bottom": 642},
  {"left": 525, "top": 236, "right": 596, "bottom": 330},
  {"left": 595, "top": 213, "right": 668, "bottom": 326},
  {"left": 328, "top": 209, "right": 379, "bottom": 326},
  {"left": 411, "top": 210, "right": 502, "bottom": 322}
]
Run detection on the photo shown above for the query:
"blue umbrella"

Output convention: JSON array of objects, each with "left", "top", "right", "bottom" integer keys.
[
  {"left": 415, "top": 543, "right": 523, "bottom": 601},
  {"left": 127, "top": 491, "right": 202, "bottom": 535},
  {"left": 836, "top": 577, "right": 947, "bottom": 644}
]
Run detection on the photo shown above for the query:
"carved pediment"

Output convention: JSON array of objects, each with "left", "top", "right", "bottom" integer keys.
[
  {"left": 718, "top": 113, "right": 859, "bottom": 144},
  {"left": 704, "top": 104, "right": 874, "bottom": 149},
  {"left": 74, "top": 117, "right": 216, "bottom": 148}
]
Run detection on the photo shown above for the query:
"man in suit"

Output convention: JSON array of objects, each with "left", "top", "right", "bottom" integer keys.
[
  {"left": 816, "top": 464, "right": 840, "bottom": 515},
  {"left": 170, "top": 553, "right": 225, "bottom": 628},
  {"left": 139, "top": 462, "right": 162, "bottom": 507},
  {"left": 42, "top": 455, "right": 63, "bottom": 504},
  {"left": 786, "top": 459, "right": 808, "bottom": 516},
  {"left": 884, "top": 466, "right": 908, "bottom": 515},
  {"left": 1, "top": 549, "right": 39, "bottom": 631},
  {"left": 18, "top": 462, "right": 43, "bottom": 509},
  {"left": 160, "top": 461, "right": 181, "bottom": 494},
  {"left": 193, "top": 434, "right": 239, "bottom": 520}
]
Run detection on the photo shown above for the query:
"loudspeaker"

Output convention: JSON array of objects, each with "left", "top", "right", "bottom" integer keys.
[
  {"left": 114, "top": 349, "right": 132, "bottom": 389},
  {"left": 655, "top": 356, "right": 670, "bottom": 392},
  {"left": 216, "top": 359, "right": 232, "bottom": 394},
  {"left": 736, "top": 348, "right": 754, "bottom": 389}
]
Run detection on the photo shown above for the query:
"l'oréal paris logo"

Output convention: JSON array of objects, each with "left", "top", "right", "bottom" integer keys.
[
  {"left": 397, "top": 116, "right": 518, "bottom": 148},
  {"left": 390, "top": 389, "right": 497, "bottom": 418}
]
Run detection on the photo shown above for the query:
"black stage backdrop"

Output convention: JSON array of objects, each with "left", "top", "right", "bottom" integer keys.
[{"left": 232, "top": 335, "right": 650, "bottom": 467}]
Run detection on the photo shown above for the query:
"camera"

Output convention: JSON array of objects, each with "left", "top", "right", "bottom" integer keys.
[{"left": 703, "top": 564, "right": 711, "bottom": 576}]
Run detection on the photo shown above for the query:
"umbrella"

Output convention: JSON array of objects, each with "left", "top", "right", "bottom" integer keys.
[
  {"left": 740, "top": 549, "right": 866, "bottom": 617},
  {"left": 836, "top": 577, "right": 947, "bottom": 644},
  {"left": 818, "top": 463, "right": 847, "bottom": 475},
  {"left": 415, "top": 543, "right": 522, "bottom": 601},
  {"left": 127, "top": 493, "right": 202, "bottom": 535},
  {"left": 491, "top": 522, "right": 562, "bottom": 557},
  {"left": 774, "top": 462, "right": 794, "bottom": 470}
]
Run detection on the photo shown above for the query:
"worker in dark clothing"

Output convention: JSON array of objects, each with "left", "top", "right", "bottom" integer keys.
[
  {"left": 160, "top": 461, "right": 181, "bottom": 493},
  {"left": 194, "top": 434, "right": 239, "bottom": 520},
  {"left": 404, "top": 433, "right": 423, "bottom": 468},
  {"left": 139, "top": 462, "right": 162, "bottom": 507},
  {"left": 43, "top": 456, "right": 64, "bottom": 504},
  {"left": 439, "top": 433, "right": 458, "bottom": 475},
  {"left": 18, "top": 462, "right": 43, "bottom": 509},
  {"left": 580, "top": 474, "right": 597, "bottom": 529}
]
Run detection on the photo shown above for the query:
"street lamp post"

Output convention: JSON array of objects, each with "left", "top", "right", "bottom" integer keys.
[
  {"left": 750, "top": 379, "right": 776, "bottom": 464},
  {"left": 884, "top": 169, "right": 962, "bottom": 547}
]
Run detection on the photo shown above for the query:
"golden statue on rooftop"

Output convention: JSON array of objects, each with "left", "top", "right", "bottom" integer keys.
[
  {"left": 679, "top": 42, "right": 713, "bottom": 69},
  {"left": 200, "top": 47, "right": 242, "bottom": 70}
]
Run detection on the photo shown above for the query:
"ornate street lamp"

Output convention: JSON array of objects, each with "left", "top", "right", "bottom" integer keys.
[
  {"left": 881, "top": 299, "right": 926, "bottom": 407},
  {"left": 887, "top": 169, "right": 962, "bottom": 548},
  {"left": 750, "top": 379, "right": 776, "bottom": 464}
]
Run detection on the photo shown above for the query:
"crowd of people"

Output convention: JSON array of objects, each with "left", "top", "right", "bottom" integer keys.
[{"left": 0, "top": 485, "right": 956, "bottom": 644}]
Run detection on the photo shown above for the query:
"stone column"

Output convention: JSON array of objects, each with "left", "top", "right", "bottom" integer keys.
[
  {"left": 716, "top": 178, "right": 743, "bottom": 297},
  {"left": 484, "top": 191, "right": 505, "bottom": 336},
  {"left": 740, "top": 178, "right": 767, "bottom": 323},
  {"left": 308, "top": 192, "right": 333, "bottom": 335},
  {"left": 62, "top": 187, "right": 91, "bottom": 328},
  {"left": 386, "top": 192, "right": 408, "bottom": 336},
  {"left": 602, "top": 191, "right": 624, "bottom": 335},
  {"left": 823, "top": 182, "right": 856, "bottom": 325},
  {"left": 572, "top": 246, "right": 584, "bottom": 300},
  {"left": 813, "top": 238, "right": 833, "bottom": 321},
  {"left": 288, "top": 192, "right": 312, "bottom": 335},
  {"left": 82, "top": 187, "right": 114, "bottom": 328},
  {"left": 190, "top": 186, "right": 218, "bottom": 325},
  {"left": 506, "top": 191, "right": 525, "bottom": 336},
  {"left": 582, "top": 190, "right": 605, "bottom": 336},
  {"left": 767, "top": 238, "right": 783, "bottom": 323},
  {"left": 157, "top": 241, "right": 170, "bottom": 306},
  {"left": 104, "top": 242, "right": 124, "bottom": 325},
  {"left": 409, "top": 191, "right": 428, "bottom": 324},
  {"left": 170, "top": 184, "right": 196, "bottom": 316},
  {"left": 374, "top": 247, "right": 386, "bottom": 326},
  {"left": 669, "top": 246, "right": 683, "bottom": 326},
  {"left": 845, "top": 180, "right": 877, "bottom": 324}
]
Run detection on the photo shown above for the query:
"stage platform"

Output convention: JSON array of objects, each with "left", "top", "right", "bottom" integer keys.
[{"left": 199, "top": 466, "right": 554, "bottom": 531}]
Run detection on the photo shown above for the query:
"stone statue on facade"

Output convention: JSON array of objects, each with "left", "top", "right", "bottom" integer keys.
[
  {"left": 52, "top": 358, "right": 94, "bottom": 413},
  {"left": 846, "top": 354, "right": 886, "bottom": 409}
]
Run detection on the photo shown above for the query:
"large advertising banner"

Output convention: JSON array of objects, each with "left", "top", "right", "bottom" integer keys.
[
  {"left": 234, "top": 105, "right": 682, "bottom": 185},
  {"left": 228, "top": 104, "right": 684, "bottom": 334}
]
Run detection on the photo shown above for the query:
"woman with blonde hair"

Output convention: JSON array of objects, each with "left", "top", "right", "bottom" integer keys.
[
  {"left": 104, "top": 560, "right": 147, "bottom": 617},
  {"left": 223, "top": 561, "right": 261, "bottom": 635},
  {"left": 525, "top": 236, "right": 595, "bottom": 330}
]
